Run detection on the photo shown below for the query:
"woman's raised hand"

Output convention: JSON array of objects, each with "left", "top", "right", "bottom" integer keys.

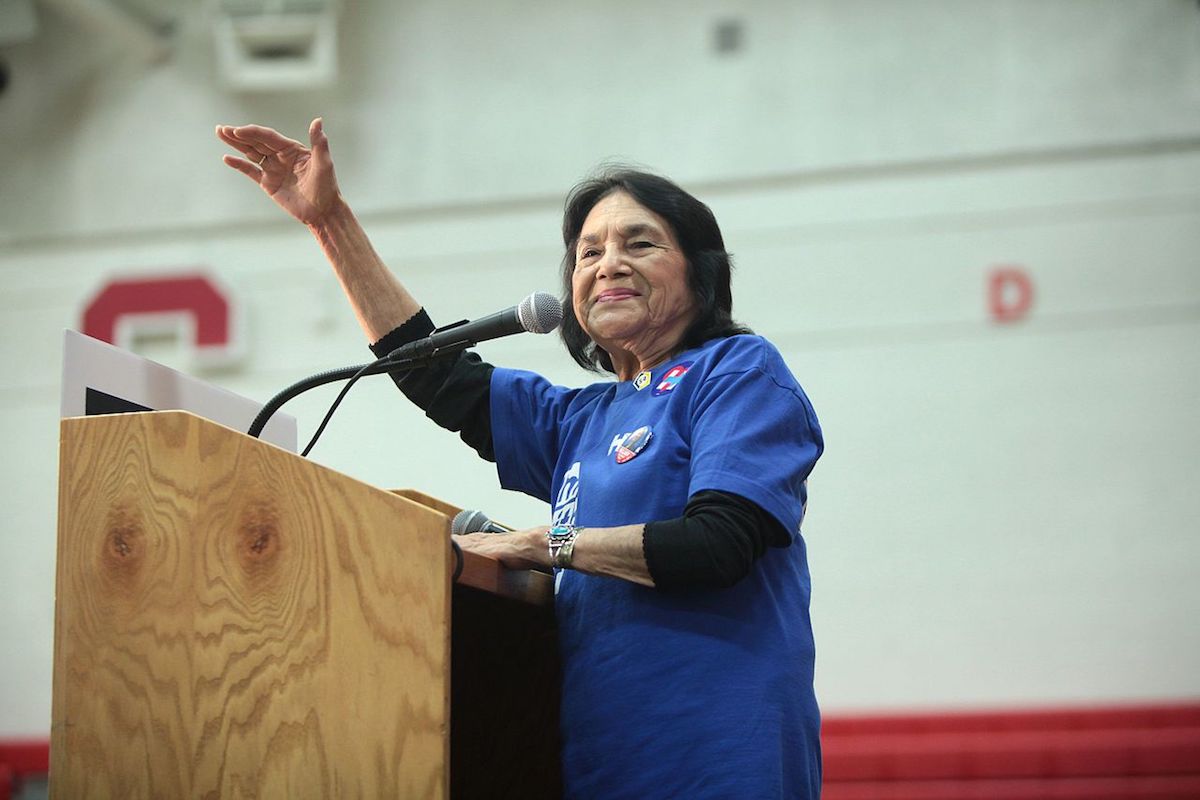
[
  {"left": 215, "top": 118, "right": 340, "bottom": 226},
  {"left": 218, "top": 116, "right": 421, "bottom": 341}
]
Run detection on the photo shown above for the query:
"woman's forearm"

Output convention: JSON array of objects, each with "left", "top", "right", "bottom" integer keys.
[
  {"left": 569, "top": 525, "right": 654, "bottom": 587},
  {"left": 453, "top": 491, "right": 785, "bottom": 591},
  {"left": 453, "top": 525, "right": 655, "bottom": 587},
  {"left": 309, "top": 198, "right": 421, "bottom": 342}
]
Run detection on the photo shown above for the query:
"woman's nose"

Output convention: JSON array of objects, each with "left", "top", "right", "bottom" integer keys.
[{"left": 596, "top": 246, "right": 632, "bottom": 279}]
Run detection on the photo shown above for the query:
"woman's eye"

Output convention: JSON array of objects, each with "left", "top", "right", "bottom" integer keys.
[{"left": 632, "top": 241, "right": 655, "bottom": 250}]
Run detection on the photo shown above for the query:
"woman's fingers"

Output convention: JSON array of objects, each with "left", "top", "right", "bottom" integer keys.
[
  {"left": 232, "top": 123, "right": 302, "bottom": 148},
  {"left": 221, "top": 153, "right": 264, "bottom": 182},
  {"left": 308, "top": 117, "right": 328, "bottom": 155},
  {"left": 226, "top": 124, "right": 302, "bottom": 160},
  {"left": 216, "top": 123, "right": 308, "bottom": 166},
  {"left": 215, "top": 125, "right": 270, "bottom": 161}
]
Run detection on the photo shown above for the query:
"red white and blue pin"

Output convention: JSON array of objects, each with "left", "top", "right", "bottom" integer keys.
[
  {"left": 652, "top": 361, "right": 693, "bottom": 397},
  {"left": 615, "top": 425, "right": 653, "bottom": 464}
]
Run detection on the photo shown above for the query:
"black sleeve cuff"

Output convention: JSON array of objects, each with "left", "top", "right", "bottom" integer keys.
[
  {"left": 369, "top": 309, "right": 496, "bottom": 462},
  {"left": 370, "top": 308, "right": 437, "bottom": 356}
]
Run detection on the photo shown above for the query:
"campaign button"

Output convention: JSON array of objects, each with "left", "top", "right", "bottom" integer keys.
[
  {"left": 615, "top": 425, "right": 652, "bottom": 464},
  {"left": 651, "top": 361, "right": 693, "bottom": 397}
]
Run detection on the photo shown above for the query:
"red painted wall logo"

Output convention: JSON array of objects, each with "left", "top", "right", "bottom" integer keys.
[
  {"left": 81, "top": 273, "right": 241, "bottom": 366},
  {"left": 988, "top": 266, "right": 1035, "bottom": 324}
]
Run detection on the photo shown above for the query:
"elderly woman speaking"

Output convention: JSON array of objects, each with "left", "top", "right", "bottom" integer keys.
[{"left": 217, "top": 118, "right": 824, "bottom": 799}]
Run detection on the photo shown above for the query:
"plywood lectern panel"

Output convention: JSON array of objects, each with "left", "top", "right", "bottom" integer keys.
[{"left": 53, "top": 412, "right": 452, "bottom": 798}]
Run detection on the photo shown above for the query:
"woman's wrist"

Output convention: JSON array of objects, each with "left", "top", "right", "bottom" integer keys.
[
  {"left": 545, "top": 525, "right": 581, "bottom": 569},
  {"left": 307, "top": 193, "right": 354, "bottom": 241}
]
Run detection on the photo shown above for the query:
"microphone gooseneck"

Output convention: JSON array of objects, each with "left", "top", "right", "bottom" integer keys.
[
  {"left": 247, "top": 292, "right": 563, "bottom": 449},
  {"left": 246, "top": 359, "right": 406, "bottom": 440}
]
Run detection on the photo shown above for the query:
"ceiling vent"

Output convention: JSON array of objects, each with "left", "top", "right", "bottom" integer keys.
[
  {"left": 0, "top": 0, "right": 38, "bottom": 46},
  {"left": 212, "top": 0, "right": 339, "bottom": 90}
]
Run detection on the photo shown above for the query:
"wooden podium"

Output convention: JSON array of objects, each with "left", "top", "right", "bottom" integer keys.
[{"left": 52, "top": 411, "right": 560, "bottom": 798}]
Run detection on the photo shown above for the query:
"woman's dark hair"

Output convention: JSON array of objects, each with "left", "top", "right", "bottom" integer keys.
[{"left": 559, "top": 167, "right": 752, "bottom": 373}]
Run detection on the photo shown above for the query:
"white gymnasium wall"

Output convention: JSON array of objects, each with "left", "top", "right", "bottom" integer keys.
[{"left": 1, "top": 0, "right": 1198, "bottom": 734}]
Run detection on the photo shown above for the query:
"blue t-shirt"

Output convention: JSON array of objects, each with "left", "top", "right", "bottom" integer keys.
[{"left": 490, "top": 334, "right": 824, "bottom": 799}]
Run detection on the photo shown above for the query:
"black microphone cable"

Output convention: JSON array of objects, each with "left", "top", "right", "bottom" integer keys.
[
  {"left": 450, "top": 538, "right": 465, "bottom": 583},
  {"left": 297, "top": 342, "right": 471, "bottom": 457},
  {"left": 248, "top": 341, "right": 469, "bottom": 456}
]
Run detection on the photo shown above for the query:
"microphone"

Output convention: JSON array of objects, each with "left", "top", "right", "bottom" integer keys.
[
  {"left": 451, "top": 509, "right": 511, "bottom": 535},
  {"left": 388, "top": 291, "right": 563, "bottom": 361}
]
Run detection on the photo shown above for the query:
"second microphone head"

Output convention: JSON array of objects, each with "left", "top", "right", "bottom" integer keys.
[{"left": 451, "top": 509, "right": 510, "bottom": 535}]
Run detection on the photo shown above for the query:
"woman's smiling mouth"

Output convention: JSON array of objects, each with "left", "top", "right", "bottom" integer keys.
[{"left": 596, "top": 288, "right": 640, "bottom": 303}]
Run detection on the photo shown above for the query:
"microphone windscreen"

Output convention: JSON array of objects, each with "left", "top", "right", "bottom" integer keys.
[
  {"left": 451, "top": 509, "right": 490, "bottom": 535},
  {"left": 518, "top": 292, "right": 564, "bottom": 335}
]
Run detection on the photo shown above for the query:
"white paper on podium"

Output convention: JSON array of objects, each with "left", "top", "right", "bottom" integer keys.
[{"left": 60, "top": 329, "right": 298, "bottom": 452}]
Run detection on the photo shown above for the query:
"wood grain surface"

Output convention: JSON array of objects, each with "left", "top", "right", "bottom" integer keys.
[
  {"left": 53, "top": 412, "right": 452, "bottom": 798},
  {"left": 391, "top": 489, "right": 554, "bottom": 607}
]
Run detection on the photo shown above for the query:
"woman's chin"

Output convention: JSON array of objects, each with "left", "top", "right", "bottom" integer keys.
[{"left": 585, "top": 309, "right": 647, "bottom": 343}]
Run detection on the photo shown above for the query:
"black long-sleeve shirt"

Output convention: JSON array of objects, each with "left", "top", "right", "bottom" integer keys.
[{"left": 371, "top": 310, "right": 789, "bottom": 590}]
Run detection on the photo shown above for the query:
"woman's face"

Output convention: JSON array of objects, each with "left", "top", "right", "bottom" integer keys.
[{"left": 571, "top": 191, "right": 696, "bottom": 364}]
